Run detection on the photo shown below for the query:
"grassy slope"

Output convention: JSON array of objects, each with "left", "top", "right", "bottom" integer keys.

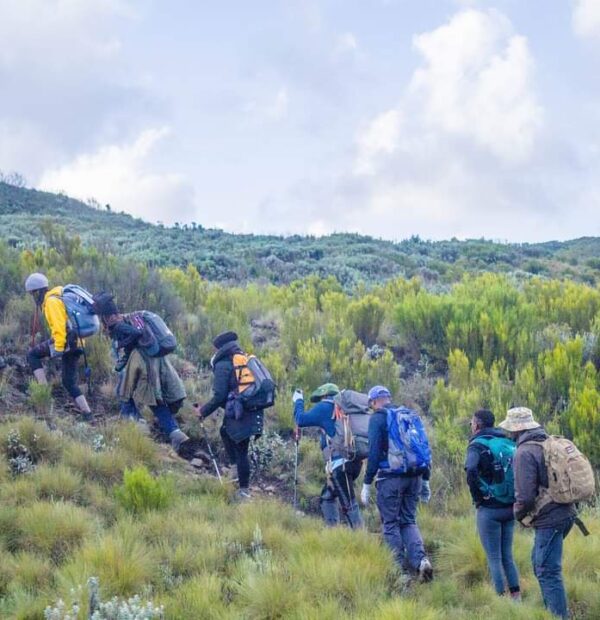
[
  {"left": 1, "top": 182, "right": 600, "bottom": 286},
  {"left": 0, "top": 415, "right": 597, "bottom": 620}
]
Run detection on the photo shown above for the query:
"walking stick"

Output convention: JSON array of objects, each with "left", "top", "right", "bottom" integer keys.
[
  {"left": 200, "top": 420, "right": 223, "bottom": 485},
  {"left": 293, "top": 426, "right": 301, "bottom": 509}
]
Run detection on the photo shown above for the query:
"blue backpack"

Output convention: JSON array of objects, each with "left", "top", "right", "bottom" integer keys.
[
  {"left": 384, "top": 407, "right": 431, "bottom": 474},
  {"left": 472, "top": 435, "right": 516, "bottom": 504},
  {"left": 55, "top": 284, "right": 100, "bottom": 338}
]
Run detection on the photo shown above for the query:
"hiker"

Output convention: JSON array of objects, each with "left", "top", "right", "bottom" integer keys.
[
  {"left": 195, "top": 331, "right": 265, "bottom": 501},
  {"left": 499, "top": 407, "right": 580, "bottom": 619},
  {"left": 360, "top": 385, "right": 433, "bottom": 581},
  {"left": 93, "top": 292, "right": 200, "bottom": 460},
  {"left": 465, "top": 409, "right": 520, "bottom": 599},
  {"left": 25, "top": 273, "right": 95, "bottom": 420},
  {"left": 292, "top": 383, "right": 364, "bottom": 529}
]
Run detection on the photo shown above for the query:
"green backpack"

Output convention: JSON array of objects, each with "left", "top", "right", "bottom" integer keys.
[{"left": 472, "top": 436, "right": 516, "bottom": 504}]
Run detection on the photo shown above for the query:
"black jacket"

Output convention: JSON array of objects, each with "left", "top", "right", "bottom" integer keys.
[
  {"left": 465, "top": 428, "right": 510, "bottom": 508},
  {"left": 514, "top": 427, "right": 576, "bottom": 528},
  {"left": 200, "top": 341, "right": 264, "bottom": 443}
]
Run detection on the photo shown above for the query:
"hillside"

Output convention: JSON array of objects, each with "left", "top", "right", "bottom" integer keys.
[{"left": 1, "top": 181, "right": 599, "bottom": 286}]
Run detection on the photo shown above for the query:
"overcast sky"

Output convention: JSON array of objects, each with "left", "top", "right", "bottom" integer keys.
[{"left": 1, "top": 0, "right": 599, "bottom": 241}]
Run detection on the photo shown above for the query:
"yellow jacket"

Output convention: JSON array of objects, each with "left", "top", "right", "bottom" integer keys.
[{"left": 42, "top": 286, "right": 69, "bottom": 352}]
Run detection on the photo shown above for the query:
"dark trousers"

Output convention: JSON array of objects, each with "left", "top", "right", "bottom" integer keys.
[
  {"left": 27, "top": 340, "right": 83, "bottom": 399},
  {"left": 220, "top": 426, "right": 250, "bottom": 488},
  {"left": 476, "top": 506, "right": 520, "bottom": 595},
  {"left": 533, "top": 518, "right": 574, "bottom": 619},
  {"left": 320, "top": 459, "right": 363, "bottom": 529},
  {"left": 376, "top": 475, "right": 426, "bottom": 571}
]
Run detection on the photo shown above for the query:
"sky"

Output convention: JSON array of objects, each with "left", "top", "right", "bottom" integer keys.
[{"left": 1, "top": 0, "right": 599, "bottom": 242}]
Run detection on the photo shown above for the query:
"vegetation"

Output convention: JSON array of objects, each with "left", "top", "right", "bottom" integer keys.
[
  {"left": 2, "top": 181, "right": 600, "bottom": 286},
  {"left": 0, "top": 182, "right": 598, "bottom": 617}
]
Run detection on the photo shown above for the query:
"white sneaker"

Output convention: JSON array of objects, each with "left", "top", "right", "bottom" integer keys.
[{"left": 418, "top": 558, "right": 433, "bottom": 582}]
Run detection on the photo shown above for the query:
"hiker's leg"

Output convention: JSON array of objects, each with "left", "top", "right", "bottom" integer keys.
[
  {"left": 219, "top": 425, "right": 238, "bottom": 465},
  {"left": 320, "top": 483, "right": 340, "bottom": 526},
  {"left": 61, "top": 351, "right": 82, "bottom": 399},
  {"left": 397, "top": 476, "right": 427, "bottom": 571},
  {"left": 532, "top": 520, "right": 572, "bottom": 619},
  {"left": 28, "top": 341, "right": 50, "bottom": 383},
  {"left": 499, "top": 508, "right": 520, "bottom": 595},
  {"left": 330, "top": 465, "right": 363, "bottom": 529},
  {"left": 477, "top": 507, "right": 506, "bottom": 595},
  {"left": 120, "top": 398, "right": 142, "bottom": 420},
  {"left": 150, "top": 404, "right": 187, "bottom": 449},
  {"left": 234, "top": 437, "right": 251, "bottom": 489},
  {"left": 376, "top": 477, "right": 405, "bottom": 566}
]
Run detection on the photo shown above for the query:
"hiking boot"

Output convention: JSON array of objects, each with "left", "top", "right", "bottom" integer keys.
[
  {"left": 236, "top": 488, "right": 252, "bottom": 502},
  {"left": 176, "top": 438, "right": 203, "bottom": 461},
  {"left": 80, "top": 411, "right": 93, "bottom": 423},
  {"left": 418, "top": 558, "right": 433, "bottom": 582}
]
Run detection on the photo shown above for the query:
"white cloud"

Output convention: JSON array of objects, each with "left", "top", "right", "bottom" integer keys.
[
  {"left": 410, "top": 9, "right": 542, "bottom": 163},
  {"left": 354, "top": 110, "right": 403, "bottom": 175},
  {"left": 39, "top": 128, "right": 196, "bottom": 225},
  {"left": 573, "top": 0, "right": 600, "bottom": 39},
  {"left": 268, "top": 87, "right": 289, "bottom": 120},
  {"left": 334, "top": 32, "right": 358, "bottom": 55}
]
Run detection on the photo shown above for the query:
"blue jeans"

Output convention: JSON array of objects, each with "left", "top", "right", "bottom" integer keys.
[
  {"left": 120, "top": 398, "right": 142, "bottom": 421},
  {"left": 532, "top": 518, "right": 574, "bottom": 619},
  {"left": 150, "top": 404, "right": 179, "bottom": 435},
  {"left": 476, "top": 506, "right": 520, "bottom": 595},
  {"left": 376, "top": 476, "right": 426, "bottom": 571}
]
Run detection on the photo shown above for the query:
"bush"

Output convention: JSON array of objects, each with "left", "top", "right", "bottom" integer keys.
[
  {"left": 115, "top": 466, "right": 174, "bottom": 515},
  {"left": 28, "top": 380, "right": 54, "bottom": 415},
  {"left": 14, "top": 501, "right": 95, "bottom": 562}
]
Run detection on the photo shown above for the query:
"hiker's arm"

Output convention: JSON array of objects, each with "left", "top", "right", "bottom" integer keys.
[
  {"left": 44, "top": 296, "right": 68, "bottom": 352},
  {"left": 364, "top": 415, "right": 384, "bottom": 485},
  {"left": 200, "top": 362, "right": 230, "bottom": 417},
  {"left": 294, "top": 400, "right": 329, "bottom": 429},
  {"left": 465, "top": 444, "right": 485, "bottom": 505},
  {"left": 514, "top": 449, "right": 538, "bottom": 521}
]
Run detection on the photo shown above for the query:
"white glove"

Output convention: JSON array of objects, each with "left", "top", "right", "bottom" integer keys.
[
  {"left": 292, "top": 389, "right": 304, "bottom": 403},
  {"left": 360, "top": 483, "right": 371, "bottom": 506},
  {"left": 420, "top": 480, "right": 431, "bottom": 504}
]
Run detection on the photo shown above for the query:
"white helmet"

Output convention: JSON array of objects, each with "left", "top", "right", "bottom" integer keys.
[{"left": 25, "top": 272, "right": 49, "bottom": 292}]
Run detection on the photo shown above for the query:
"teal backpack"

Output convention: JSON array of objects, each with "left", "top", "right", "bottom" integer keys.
[{"left": 472, "top": 435, "right": 516, "bottom": 504}]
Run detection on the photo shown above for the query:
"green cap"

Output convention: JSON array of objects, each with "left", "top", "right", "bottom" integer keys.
[{"left": 310, "top": 383, "right": 340, "bottom": 403}]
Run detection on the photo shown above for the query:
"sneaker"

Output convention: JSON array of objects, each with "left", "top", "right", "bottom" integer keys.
[
  {"left": 509, "top": 591, "right": 522, "bottom": 602},
  {"left": 236, "top": 488, "right": 252, "bottom": 502},
  {"left": 418, "top": 558, "right": 433, "bottom": 582}
]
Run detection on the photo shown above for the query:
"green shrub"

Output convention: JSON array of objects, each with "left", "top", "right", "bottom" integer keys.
[
  {"left": 28, "top": 380, "right": 53, "bottom": 415},
  {"left": 115, "top": 466, "right": 174, "bottom": 515},
  {"left": 15, "top": 501, "right": 96, "bottom": 562}
]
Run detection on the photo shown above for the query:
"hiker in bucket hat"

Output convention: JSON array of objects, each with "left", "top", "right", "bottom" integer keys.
[{"left": 500, "top": 407, "right": 575, "bottom": 619}]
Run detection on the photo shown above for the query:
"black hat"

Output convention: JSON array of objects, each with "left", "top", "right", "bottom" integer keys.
[
  {"left": 213, "top": 331, "right": 238, "bottom": 348},
  {"left": 92, "top": 292, "right": 119, "bottom": 316}
]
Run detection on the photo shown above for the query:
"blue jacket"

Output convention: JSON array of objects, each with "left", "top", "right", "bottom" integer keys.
[
  {"left": 293, "top": 398, "right": 340, "bottom": 458},
  {"left": 364, "top": 408, "right": 431, "bottom": 485}
]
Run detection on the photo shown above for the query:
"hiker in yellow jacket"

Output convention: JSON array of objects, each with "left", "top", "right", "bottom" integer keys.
[{"left": 25, "top": 273, "right": 93, "bottom": 420}]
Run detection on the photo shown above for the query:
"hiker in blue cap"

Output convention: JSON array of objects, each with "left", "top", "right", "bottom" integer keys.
[{"left": 361, "top": 385, "right": 433, "bottom": 581}]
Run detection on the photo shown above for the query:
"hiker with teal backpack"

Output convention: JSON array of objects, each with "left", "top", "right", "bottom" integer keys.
[
  {"left": 25, "top": 273, "right": 98, "bottom": 420},
  {"left": 465, "top": 409, "right": 521, "bottom": 600},
  {"left": 360, "top": 385, "right": 433, "bottom": 581}
]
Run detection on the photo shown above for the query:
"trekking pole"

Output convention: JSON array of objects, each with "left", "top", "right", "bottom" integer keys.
[
  {"left": 293, "top": 426, "right": 301, "bottom": 509},
  {"left": 200, "top": 421, "right": 223, "bottom": 485}
]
